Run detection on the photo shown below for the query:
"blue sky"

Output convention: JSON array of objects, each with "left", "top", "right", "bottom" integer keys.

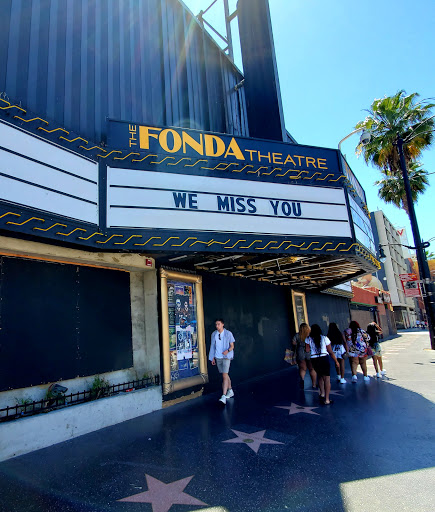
[{"left": 184, "top": 0, "right": 435, "bottom": 253}]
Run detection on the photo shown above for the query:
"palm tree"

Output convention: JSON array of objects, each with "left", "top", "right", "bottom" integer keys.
[
  {"left": 355, "top": 91, "right": 434, "bottom": 174},
  {"left": 374, "top": 162, "right": 429, "bottom": 214}
]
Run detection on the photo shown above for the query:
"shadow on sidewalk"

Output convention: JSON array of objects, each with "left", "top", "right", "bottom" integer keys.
[{"left": 0, "top": 342, "right": 434, "bottom": 512}]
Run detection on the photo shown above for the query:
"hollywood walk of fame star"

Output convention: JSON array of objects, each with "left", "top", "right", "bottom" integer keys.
[
  {"left": 275, "top": 403, "right": 320, "bottom": 416},
  {"left": 222, "top": 429, "right": 284, "bottom": 453},
  {"left": 118, "top": 474, "right": 207, "bottom": 512}
]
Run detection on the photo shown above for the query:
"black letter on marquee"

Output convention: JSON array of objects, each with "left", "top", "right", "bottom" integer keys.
[
  {"left": 281, "top": 202, "right": 291, "bottom": 217},
  {"left": 235, "top": 197, "right": 246, "bottom": 213},
  {"left": 217, "top": 196, "right": 230, "bottom": 211},
  {"left": 270, "top": 200, "right": 279, "bottom": 216},
  {"left": 247, "top": 198, "right": 257, "bottom": 213},
  {"left": 173, "top": 192, "right": 187, "bottom": 208},
  {"left": 188, "top": 193, "right": 198, "bottom": 209},
  {"left": 292, "top": 202, "right": 302, "bottom": 217}
]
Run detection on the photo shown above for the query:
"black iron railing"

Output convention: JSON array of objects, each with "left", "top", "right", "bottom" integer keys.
[{"left": 0, "top": 375, "right": 160, "bottom": 423}]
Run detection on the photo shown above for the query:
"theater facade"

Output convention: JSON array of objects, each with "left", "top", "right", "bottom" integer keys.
[{"left": 0, "top": 0, "right": 378, "bottom": 458}]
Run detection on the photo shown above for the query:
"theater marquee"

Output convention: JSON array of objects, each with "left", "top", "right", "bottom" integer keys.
[
  {"left": 0, "top": 107, "right": 378, "bottom": 272},
  {"left": 107, "top": 167, "right": 351, "bottom": 238}
]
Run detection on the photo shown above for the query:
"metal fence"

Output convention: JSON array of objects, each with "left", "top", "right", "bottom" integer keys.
[{"left": 0, "top": 375, "right": 160, "bottom": 423}]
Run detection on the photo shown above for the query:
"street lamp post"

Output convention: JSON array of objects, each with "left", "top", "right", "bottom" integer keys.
[{"left": 397, "top": 137, "right": 435, "bottom": 349}]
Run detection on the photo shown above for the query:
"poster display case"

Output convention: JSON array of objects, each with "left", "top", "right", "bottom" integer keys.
[
  {"left": 292, "top": 291, "right": 308, "bottom": 330},
  {"left": 160, "top": 269, "right": 208, "bottom": 395}
]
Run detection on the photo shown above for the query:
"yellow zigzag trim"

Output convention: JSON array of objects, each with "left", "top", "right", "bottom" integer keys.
[
  {"left": 14, "top": 116, "right": 48, "bottom": 125},
  {"left": 34, "top": 223, "right": 67, "bottom": 232},
  {"left": 6, "top": 216, "right": 43, "bottom": 226}
]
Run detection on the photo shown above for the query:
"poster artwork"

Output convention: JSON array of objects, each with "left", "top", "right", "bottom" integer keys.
[
  {"left": 170, "top": 351, "right": 178, "bottom": 371},
  {"left": 169, "top": 327, "right": 176, "bottom": 350},
  {"left": 176, "top": 326, "right": 193, "bottom": 361},
  {"left": 168, "top": 283, "right": 175, "bottom": 303}
]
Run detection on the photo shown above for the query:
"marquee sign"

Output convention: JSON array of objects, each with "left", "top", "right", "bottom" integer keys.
[
  {"left": 107, "top": 167, "right": 351, "bottom": 238},
  {"left": 0, "top": 110, "right": 378, "bottom": 272},
  {"left": 0, "top": 121, "right": 98, "bottom": 225},
  {"left": 108, "top": 120, "right": 340, "bottom": 173}
]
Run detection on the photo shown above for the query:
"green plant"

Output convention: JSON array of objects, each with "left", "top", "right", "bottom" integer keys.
[
  {"left": 45, "top": 387, "right": 66, "bottom": 406},
  {"left": 89, "top": 375, "right": 111, "bottom": 399},
  {"left": 15, "top": 397, "right": 32, "bottom": 414},
  {"left": 374, "top": 161, "right": 429, "bottom": 214},
  {"left": 355, "top": 91, "right": 434, "bottom": 214}
]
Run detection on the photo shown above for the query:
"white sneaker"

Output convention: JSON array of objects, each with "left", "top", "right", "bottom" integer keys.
[
  {"left": 381, "top": 370, "right": 387, "bottom": 376},
  {"left": 352, "top": 375, "right": 358, "bottom": 383},
  {"left": 336, "top": 375, "right": 341, "bottom": 382},
  {"left": 376, "top": 372, "right": 381, "bottom": 378},
  {"left": 340, "top": 378, "right": 346, "bottom": 384},
  {"left": 219, "top": 394, "right": 227, "bottom": 404},
  {"left": 225, "top": 388, "right": 234, "bottom": 398},
  {"left": 364, "top": 376, "right": 370, "bottom": 382}
]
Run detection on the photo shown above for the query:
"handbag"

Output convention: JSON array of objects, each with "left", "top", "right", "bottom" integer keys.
[
  {"left": 342, "top": 351, "right": 349, "bottom": 360},
  {"left": 284, "top": 348, "right": 297, "bottom": 366},
  {"left": 366, "top": 345, "right": 373, "bottom": 357}
]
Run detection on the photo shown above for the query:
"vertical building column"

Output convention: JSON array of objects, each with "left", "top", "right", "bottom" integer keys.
[
  {"left": 130, "top": 269, "right": 161, "bottom": 379},
  {"left": 237, "top": 0, "right": 287, "bottom": 141}
]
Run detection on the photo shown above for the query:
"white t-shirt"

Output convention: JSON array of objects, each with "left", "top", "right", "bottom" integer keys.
[{"left": 306, "top": 335, "right": 331, "bottom": 358}]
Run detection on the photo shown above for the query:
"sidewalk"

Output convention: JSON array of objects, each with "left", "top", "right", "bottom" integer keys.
[{"left": 0, "top": 332, "right": 434, "bottom": 512}]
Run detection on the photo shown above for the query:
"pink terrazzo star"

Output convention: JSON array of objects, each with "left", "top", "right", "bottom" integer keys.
[
  {"left": 222, "top": 429, "right": 283, "bottom": 453},
  {"left": 275, "top": 403, "right": 320, "bottom": 416},
  {"left": 118, "top": 474, "right": 207, "bottom": 512}
]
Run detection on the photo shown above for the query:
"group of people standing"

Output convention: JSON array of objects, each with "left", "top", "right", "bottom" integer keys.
[{"left": 292, "top": 320, "right": 386, "bottom": 405}]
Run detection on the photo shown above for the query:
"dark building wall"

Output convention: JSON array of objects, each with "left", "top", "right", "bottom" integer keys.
[
  {"left": 237, "top": 0, "right": 286, "bottom": 142},
  {"left": 201, "top": 273, "right": 294, "bottom": 389},
  {"left": 305, "top": 292, "right": 351, "bottom": 334},
  {"left": 0, "top": 256, "right": 133, "bottom": 391},
  {"left": 0, "top": 0, "right": 248, "bottom": 143}
]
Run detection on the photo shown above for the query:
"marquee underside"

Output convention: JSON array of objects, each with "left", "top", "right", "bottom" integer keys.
[{"left": 156, "top": 252, "right": 370, "bottom": 291}]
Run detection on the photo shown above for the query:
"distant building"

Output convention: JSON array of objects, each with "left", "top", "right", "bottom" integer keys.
[{"left": 371, "top": 211, "right": 417, "bottom": 328}]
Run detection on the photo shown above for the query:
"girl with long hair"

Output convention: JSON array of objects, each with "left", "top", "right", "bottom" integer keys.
[
  {"left": 344, "top": 320, "right": 370, "bottom": 383},
  {"left": 366, "top": 322, "right": 386, "bottom": 378},
  {"left": 292, "top": 323, "right": 317, "bottom": 389},
  {"left": 327, "top": 322, "right": 348, "bottom": 384},
  {"left": 305, "top": 324, "right": 338, "bottom": 405}
]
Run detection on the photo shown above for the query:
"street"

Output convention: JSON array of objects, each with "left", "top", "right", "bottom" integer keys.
[{"left": 1, "top": 331, "right": 434, "bottom": 512}]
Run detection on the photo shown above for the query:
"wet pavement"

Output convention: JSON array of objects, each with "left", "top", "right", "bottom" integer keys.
[{"left": 1, "top": 331, "right": 434, "bottom": 512}]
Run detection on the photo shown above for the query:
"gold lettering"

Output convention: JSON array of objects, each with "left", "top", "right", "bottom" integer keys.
[
  {"left": 139, "top": 125, "right": 161, "bottom": 150},
  {"left": 317, "top": 158, "right": 328, "bottom": 169},
  {"left": 224, "top": 138, "right": 245, "bottom": 160},
  {"left": 204, "top": 134, "right": 225, "bottom": 157},
  {"left": 294, "top": 155, "right": 305, "bottom": 166},
  {"left": 284, "top": 154, "right": 297, "bottom": 166},
  {"left": 244, "top": 149, "right": 257, "bottom": 161},
  {"left": 258, "top": 151, "right": 271, "bottom": 163},
  {"left": 129, "top": 124, "right": 137, "bottom": 132},
  {"left": 272, "top": 152, "right": 283, "bottom": 164},
  {"left": 182, "top": 131, "right": 203, "bottom": 155},
  {"left": 306, "top": 157, "right": 317, "bottom": 168},
  {"left": 159, "top": 129, "right": 182, "bottom": 153}
]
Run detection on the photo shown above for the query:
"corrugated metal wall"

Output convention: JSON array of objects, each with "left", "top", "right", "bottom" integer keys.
[{"left": 0, "top": 0, "right": 248, "bottom": 144}]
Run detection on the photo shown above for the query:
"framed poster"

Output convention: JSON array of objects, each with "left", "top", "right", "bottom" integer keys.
[
  {"left": 160, "top": 269, "right": 208, "bottom": 395},
  {"left": 292, "top": 291, "right": 308, "bottom": 330}
]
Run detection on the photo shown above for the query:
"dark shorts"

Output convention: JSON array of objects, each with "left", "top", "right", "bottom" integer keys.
[{"left": 311, "top": 356, "right": 330, "bottom": 377}]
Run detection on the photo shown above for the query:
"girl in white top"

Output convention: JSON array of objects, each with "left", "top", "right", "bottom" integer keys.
[{"left": 305, "top": 324, "right": 338, "bottom": 405}]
